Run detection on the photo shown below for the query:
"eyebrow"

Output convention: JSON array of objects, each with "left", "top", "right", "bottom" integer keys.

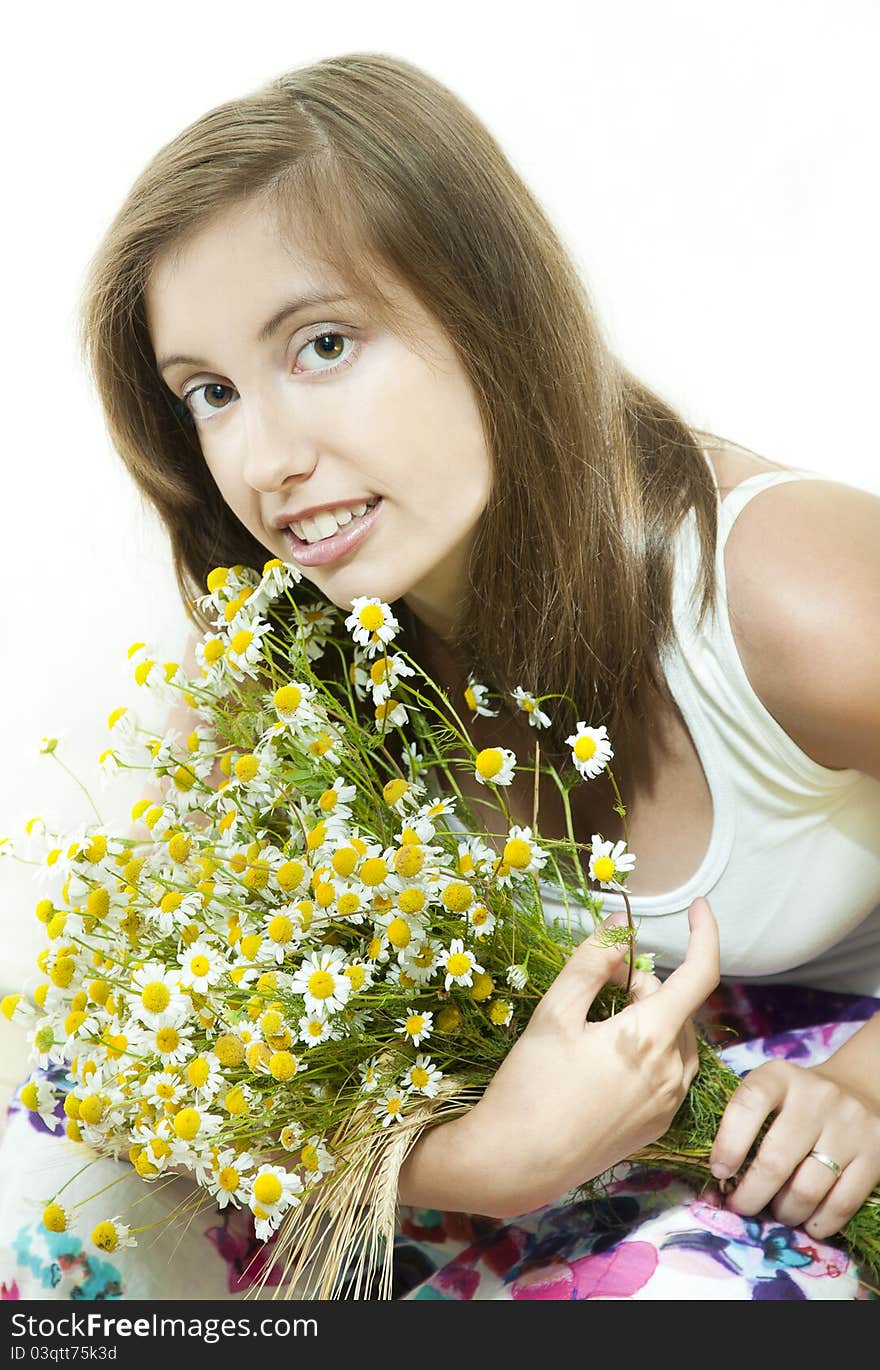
[{"left": 156, "top": 291, "right": 355, "bottom": 376}]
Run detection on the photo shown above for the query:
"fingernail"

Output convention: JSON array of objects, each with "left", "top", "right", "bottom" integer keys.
[{"left": 710, "top": 1162, "right": 730, "bottom": 1180}]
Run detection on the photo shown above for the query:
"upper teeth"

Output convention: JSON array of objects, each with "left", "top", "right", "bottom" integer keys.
[{"left": 289, "top": 498, "right": 377, "bottom": 544}]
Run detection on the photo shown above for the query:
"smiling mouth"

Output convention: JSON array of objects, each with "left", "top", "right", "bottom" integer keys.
[
  {"left": 288, "top": 495, "right": 381, "bottom": 546},
  {"left": 282, "top": 496, "right": 384, "bottom": 567}
]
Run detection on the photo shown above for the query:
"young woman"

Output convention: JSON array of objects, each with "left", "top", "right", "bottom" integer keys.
[{"left": 2, "top": 52, "right": 877, "bottom": 1301}]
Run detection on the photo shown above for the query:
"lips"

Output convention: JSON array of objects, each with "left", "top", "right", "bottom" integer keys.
[{"left": 282, "top": 496, "right": 384, "bottom": 568}]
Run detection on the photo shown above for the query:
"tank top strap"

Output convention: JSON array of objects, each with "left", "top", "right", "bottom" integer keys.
[{"left": 716, "top": 468, "right": 829, "bottom": 552}]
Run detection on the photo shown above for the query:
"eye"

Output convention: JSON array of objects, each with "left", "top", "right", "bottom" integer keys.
[
  {"left": 296, "top": 331, "right": 356, "bottom": 373},
  {"left": 177, "top": 330, "right": 358, "bottom": 423}
]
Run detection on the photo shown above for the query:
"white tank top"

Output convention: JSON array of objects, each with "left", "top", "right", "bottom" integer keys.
[{"left": 441, "top": 465, "right": 880, "bottom": 996}]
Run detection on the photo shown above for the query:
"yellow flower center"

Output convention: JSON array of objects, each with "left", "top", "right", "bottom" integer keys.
[
  {"left": 269, "top": 1051, "right": 298, "bottom": 1081},
  {"left": 574, "top": 735, "right": 598, "bottom": 761},
  {"left": 397, "top": 889, "right": 426, "bottom": 917},
  {"left": 224, "top": 1086, "right": 249, "bottom": 1116},
  {"left": 42, "top": 1203, "right": 68, "bottom": 1233},
  {"left": 218, "top": 1166, "right": 240, "bottom": 1192},
  {"left": 276, "top": 859, "right": 305, "bottom": 891},
  {"left": 359, "top": 857, "right": 389, "bottom": 887},
  {"left": 357, "top": 604, "right": 384, "bottom": 631},
  {"left": 446, "top": 952, "right": 471, "bottom": 977},
  {"left": 155, "top": 1027, "right": 181, "bottom": 1054},
  {"left": 437, "top": 1005, "right": 462, "bottom": 1032},
  {"left": 173, "top": 1108, "right": 201, "bottom": 1140},
  {"left": 503, "top": 838, "right": 532, "bottom": 869},
  {"left": 230, "top": 629, "right": 254, "bottom": 655},
  {"left": 141, "top": 982, "right": 170, "bottom": 1014},
  {"left": 593, "top": 856, "right": 615, "bottom": 882},
  {"left": 189, "top": 955, "right": 210, "bottom": 978},
  {"left": 386, "top": 917, "right": 411, "bottom": 949},
  {"left": 470, "top": 971, "right": 494, "bottom": 1002},
  {"left": 253, "top": 1173, "right": 283, "bottom": 1206},
  {"left": 235, "top": 754, "right": 260, "bottom": 783},
  {"left": 441, "top": 882, "right": 473, "bottom": 913},
  {"left": 307, "top": 970, "right": 335, "bottom": 1000},
  {"left": 410, "top": 1067, "right": 430, "bottom": 1089},
  {"left": 267, "top": 914, "right": 294, "bottom": 946},
  {"left": 405, "top": 1014, "right": 425, "bottom": 1038},
  {"left": 79, "top": 1094, "right": 104, "bottom": 1125},
  {"left": 91, "top": 1221, "right": 120, "bottom": 1252},
  {"left": 475, "top": 747, "right": 503, "bottom": 779},
  {"left": 383, "top": 778, "right": 409, "bottom": 807},
  {"left": 187, "top": 1057, "right": 211, "bottom": 1088}
]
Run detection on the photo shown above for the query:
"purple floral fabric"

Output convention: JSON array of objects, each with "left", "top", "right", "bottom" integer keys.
[{"left": 1, "top": 982, "right": 877, "bottom": 1301}]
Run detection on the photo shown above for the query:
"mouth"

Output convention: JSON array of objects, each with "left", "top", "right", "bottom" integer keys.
[{"left": 282, "top": 496, "right": 384, "bottom": 568}]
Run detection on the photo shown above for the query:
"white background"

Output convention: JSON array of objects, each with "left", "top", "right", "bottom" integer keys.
[{"left": 1, "top": 0, "right": 878, "bottom": 992}]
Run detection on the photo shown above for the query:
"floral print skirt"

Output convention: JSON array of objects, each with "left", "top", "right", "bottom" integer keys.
[{"left": 1, "top": 981, "right": 877, "bottom": 1301}]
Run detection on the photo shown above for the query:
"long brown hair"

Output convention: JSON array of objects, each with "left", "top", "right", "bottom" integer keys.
[{"left": 77, "top": 51, "right": 722, "bottom": 775}]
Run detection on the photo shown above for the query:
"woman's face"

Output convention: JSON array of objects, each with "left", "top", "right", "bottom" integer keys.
[{"left": 145, "top": 199, "right": 493, "bottom": 639}]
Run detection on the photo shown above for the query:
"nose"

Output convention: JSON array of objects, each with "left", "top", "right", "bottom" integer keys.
[{"left": 240, "top": 398, "right": 318, "bottom": 493}]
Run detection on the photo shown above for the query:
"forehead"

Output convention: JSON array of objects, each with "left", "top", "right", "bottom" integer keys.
[
  {"left": 144, "top": 195, "right": 431, "bottom": 357},
  {"left": 145, "top": 200, "right": 349, "bottom": 324}
]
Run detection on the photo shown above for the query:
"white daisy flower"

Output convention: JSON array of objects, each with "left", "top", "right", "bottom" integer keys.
[
  {"left": 454, "top": 834, "right": 498, "bottom": 881},
  {"left": 367, "top": 651, "right": 416, "bottom": 704},
  {"left": 589, "top": 834, "right": 637, "bottom": 888},
  {"left": 510, "top": 687, "right": 552, "bottom": 729},
  {"left": 288, "top": 947, "right": 352, "bottom": 1019},
  {"left": 128, "top": 963, "right": 188, "bottom": 1028},
  {"left": 467, "top": 902, "right": 498, "bottom": 939},
  {"left": 142, "top": 1069, "right": 185, "bottom": 1110},
  {"left": 91, "top": 1217, "right": 136, "bottom": 1253},
  {"left": 375, "top": 1090, "right": 406, "bottom": 1128},
  {"left": 566, "top": 723, "right": 614, "bottom": 780},
  {"left": 344, "top": 597, "right": 400, "bottom": 656},
  {"left": 402, "top": 1054, "right": 444, "bottom": 1098},
  {"left": 358, "top": 1057, "right": 383, "bottom": 1094},
  {"left": 177, "top": 939, "right": 227, "bottom": 993},
  {"left": 505, "top": 963, "right": 529, "bottom": 991},
  {"left": 397, "top": 1006, "right": 434, "bottom": 1048},
  {"left": 222, "top": 614, "right": 274, "bottom": 683},
  {"left": 500, "top": 825, "right": 550, "bottom": 878},
  {"left": 208, "top": 1149, "right": 256, "bottom": 1210},
  {"left": 248, "top": 1165, "right": 303, "bottom": 1239},
  {"left": 298, "top": 1135, "right": 335, "bottom": 1182},
  {"left": 313, "top": 777, "right": 357, "bottom": 825},
  {"left": 269, "top": 677, "right": 322, "bottom": 729},
  {"left": 132, "top": 1019, "right": 195, "bottom": 1067},
  {"left": 297, "top": 1014, "right": 338, "bottom": 1048},
  {"left": 463, "top": 674, "right": 499, "bottom": 718},
  {"left": 473, "top": 747, "right": 517, "bottom": 788},
  {"left": 441, "top": 938, "right": 484, "bottom": 991},
  {"left": 399, "top": 938, "right": 446, "bottom": 985},
  {"left": 289, "top": 600, "right": 338, "bottom": 663},
  {"left": 184, "top": 1052, "right": 224, "bottom": 1101},
  {"left": 17, "top": 1076, "right": 62, "bottom": 1131},
  {"left": 28, "top": 1018, "right": 68, "bottom": 1069},
  {"left": 372, "top": 698, "right": 409, "bottom": 731},
  {"left": 400, "top": 740, "right": 425, "bottom": 784}
]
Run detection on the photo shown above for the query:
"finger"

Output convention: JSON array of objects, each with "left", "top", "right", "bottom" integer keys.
[
  {"left": 722, "top": 1105, "right": 824, "bottom": 1219},
  {"left": 770, "top": 1148, "right": 852, "bottom": 1232},
  {"left": 800, "top": 1156, "right": 873, "bottom": 1241},
  {"left": 537, "top": 911, "right": 630, "bottom": 1020},
  {"left": 709, "top": 1063, "right": 788, "bottom": 1186},
  {"left": 605, "top": 958, "right": 663, "bottom": 1000},
  {"left": 648, "top": 897, "right": 720, "bottom": 1026}
]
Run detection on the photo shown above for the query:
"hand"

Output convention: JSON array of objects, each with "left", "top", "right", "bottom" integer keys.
[
  {"left": 458, "top": 896, "right": 720, "bottom": 1218},
  {"left": 709, "top": 1059, "right": 880, "bottom": 1239}
]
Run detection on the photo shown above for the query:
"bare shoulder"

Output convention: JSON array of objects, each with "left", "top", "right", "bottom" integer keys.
[{"left": 718, "top": 466, "right": 880, "bottom": 777}]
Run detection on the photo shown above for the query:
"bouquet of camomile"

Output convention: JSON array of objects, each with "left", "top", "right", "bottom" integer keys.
[{"left": 3, "top": 555, "right": 879, "bottom": 1297}]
